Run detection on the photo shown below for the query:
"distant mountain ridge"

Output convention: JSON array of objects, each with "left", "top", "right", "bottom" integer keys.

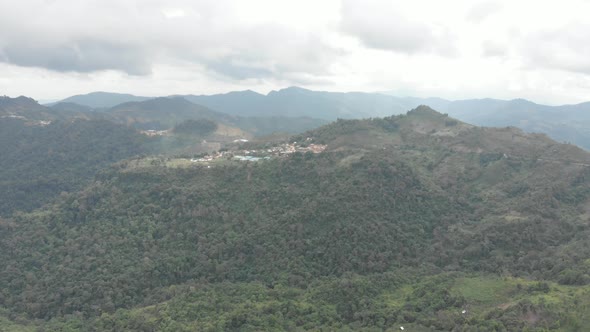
[
  {"left": 183, "top": 87, "right": 415, "bottom": 119},
  {"left": 1, "top": 95, "right": 93, "bottom": 121},
  {"left": 50, "top": 91, "right": 152, "bottom": 108},
  {"left": 436, "top": 98, "right": 590, "bottom": 150},
  {"left": 1, "top": 95, "right": 51, "bottom": 117},
  {"left": 49, "top": 102, "right": 94, "bottom": 113},
  {"left": 104, "top": 96, "right": 328, "bottom": 135},
  {"left": 106, "top": 96, "right": 234, "bottom": 130},
  {"left": 42, "top": 88, "right": 590, "bottom": 150},
  {"left": 6, "top": 94, "right": 326, "bottom": 136}
]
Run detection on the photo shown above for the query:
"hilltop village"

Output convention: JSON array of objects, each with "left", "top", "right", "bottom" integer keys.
[
  {"left": 1, "top": 114, "right": 52, "bottom": 126},
  {"left": 190, "top": 140, "right": 327, "bottom": 163}
]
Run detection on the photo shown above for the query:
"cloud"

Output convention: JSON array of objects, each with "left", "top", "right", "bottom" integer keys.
[
  {"left": 161, "top": 8, "right": 187, "bottom": 19},
  {"left": 205, "top": 57, "right": 274, "bottom": 80},
  {"left": 482, "top": 40, "right": 507, "bottom": 57},
  {"left": 0, "top": 0, "right": 341, "bottom": 79},
  {"left": 339, "top": 0, "right": 456, "bottom": 56},
  {"left": 523, "top": 23, "right": 590, "bottom": 75},
  {"left": 467, "top": 1, "right": 503, "bottom": 22},
  {"left": 3, "top": 0, "right": 590, "bottom": 106},
  {"left": 189, "top": 24, "right": 342, "bottom": 80},
  {"left": 1, "top": 39, "right": 152, "bottom": 75}
]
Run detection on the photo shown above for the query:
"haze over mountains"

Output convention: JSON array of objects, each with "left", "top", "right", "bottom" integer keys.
[
  {"left": 51, "top": 92, "right": 152, "bottom": 109},
  {"left": 43, "top": 87, "right": 590, "bottom": 151},
  {"left": 7, "top": 86, "right": 590, "bottom": 153}
]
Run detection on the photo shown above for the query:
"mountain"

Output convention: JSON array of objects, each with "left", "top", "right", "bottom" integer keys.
[
  {"left": 55, "top": 89, "right": 590, "bottom": 150},
  {"left": 234, "top": 115, "right": 328, "bottom": 136},
  {"left": 106, "top": 96, "right": 235, "bottom": 130},
  {"left": 183, "top": 86, "right": 413, "bottom": 119},
  {"left": 0, "top": 95, "right": 95, "bottom": 123},
  {"left": 179, "top": 89, "right": 267, "bottom": 116},
  {"left": 0, "top": 96, "right": 321, "bottom": 217},
  {"left": 49, "top": 101, "right": 94, "bottom": 113},
  {"left": 378, "top": 93, "right": 590, "bottom": 150},
  {"left": 1, "top": 95, "right": 60, "bottom": 121},
  {"left": 0, "top": 95, "right": 46, "bottom": 114},
  {"left": 3, "top": 106, "right": 590, "bottom": 330},
  {"left": 52, "top": 91, "right": 152, "bottom": 108},
  {"left": 187, "top": 87, "right": 590, "bottom": 150},
  {"left": 439, "top": 99, "right": 590, "bottom": 150},
  {"left": 105, "top": 96, "right": 328, "bottom": 136},
  {"left": 57, "top": 88, "right": 419, "bottom": 120}
]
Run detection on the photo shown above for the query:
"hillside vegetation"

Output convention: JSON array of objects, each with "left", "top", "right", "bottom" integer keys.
[
  {"left": 0, "top": 118, "right": 151, "bottom": 216},
  {"left": 2, "top": 107, "right": 590, "bottom": 330}
]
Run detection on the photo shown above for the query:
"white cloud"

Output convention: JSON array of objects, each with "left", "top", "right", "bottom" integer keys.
[
  {"left": 0, "top": 0, "right": 342, "bottom": 79},
  {"left": 523, "top": 22, "right": 590, "bottom": 75},
  {"left": 0, "top": 0, "right": 590, "bottom": 104},
  {"left": 161, "top": 8, "right": 187, "bottom": 19},
  {"left": 482, "top": 40, "right": 507, "bottom": 57},
  {"left": 466, "top": 1, "right": 503, "bottom": 22},
  {"left": 339, "top": 0, "right": 457, "bottom": 56}
]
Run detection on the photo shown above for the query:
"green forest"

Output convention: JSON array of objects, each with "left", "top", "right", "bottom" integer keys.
[
  {"left": 2, "top": 107, "right": 590, "bottom": 330},
  {"left": 0, "top": 118, "right": 151, "bottom": 216}
]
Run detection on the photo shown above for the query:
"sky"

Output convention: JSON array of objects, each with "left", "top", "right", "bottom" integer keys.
[{"left": 1, "top": 0, "right": 590, "bottom": 104}]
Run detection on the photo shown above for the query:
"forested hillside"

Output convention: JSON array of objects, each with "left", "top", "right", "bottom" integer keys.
[
  {"left": 2, "top": 107, "right": 590, "bottom": 330},
  {"left": 0, "top": 96, "right": 320, "bottom": 217},
  {"left": 0, "top": 118, "right": 151, "bottom": 216}
]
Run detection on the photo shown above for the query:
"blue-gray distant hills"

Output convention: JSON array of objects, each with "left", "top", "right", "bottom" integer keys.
[
  {"left": 435, "top": 98, "right": 590, "bottom": 150},
  {"left": 181, "top": 87, "right": 413, "bottom": 119},
  {"left": 49, "top": 87, "right": 590, "bottom": 149},
  {"left": 49, "top": 91, "right": 152, "bottom": 109}
]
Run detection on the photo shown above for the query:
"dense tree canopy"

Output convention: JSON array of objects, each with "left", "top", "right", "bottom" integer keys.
[
  {"left": 2, "top": 108, "right": 590, "bottom": 331},
  {"left": 0, "top": 118, "right": 151, "bottom": 216}
]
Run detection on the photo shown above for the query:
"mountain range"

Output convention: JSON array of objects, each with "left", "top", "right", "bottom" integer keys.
[
  {"left": 49, "top": 91, "right": 152, "bottom": 109},
  {"left": 46, "top": 87, "right": 590, "bottom": 150}
]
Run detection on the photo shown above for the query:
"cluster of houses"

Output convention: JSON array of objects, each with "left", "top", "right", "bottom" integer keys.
[
  {"left": 190, "top": 141, "right": 327, "bottom": 164},
  {"left": 1, "top": 114, "right": 27, "bottom": 120},
  {"left": 140, "top": 129, "right": 169, "bottom": 136},
  {"left": 190, "top": 151, "right": 226, "bottom": 162},
  {"left": 265, "top": 142, "right": 327, "bottom": 155},
  {"left": 1, "top": 114, "right": 52, "bottom": 127}
]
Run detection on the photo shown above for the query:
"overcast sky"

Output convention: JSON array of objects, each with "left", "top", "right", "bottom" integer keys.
[{"left": 1, "top": 0, "right": 590, "bottom": 104}]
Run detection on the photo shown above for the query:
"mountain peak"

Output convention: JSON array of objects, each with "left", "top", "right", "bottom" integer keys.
[
  {"left": 407, "top": 105, "right": 444, "bottom": 116},
  {"left": 270, "top": 86, "right": 313, "bottom": 95},
  {"left": 0, "top": 95, "right": 43, "bottom": 109},
  {"left": 234, "top": 89, "right": 263, "bottom": 96},
  {"left": 15, "top": 95, "right": 39, "bottom": 103},
  {"left": 508, "top": 98, "right": 537, "bottom": 106},
  {"left": 57, "top": 92, "right": 151, "bottom": 108}
]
